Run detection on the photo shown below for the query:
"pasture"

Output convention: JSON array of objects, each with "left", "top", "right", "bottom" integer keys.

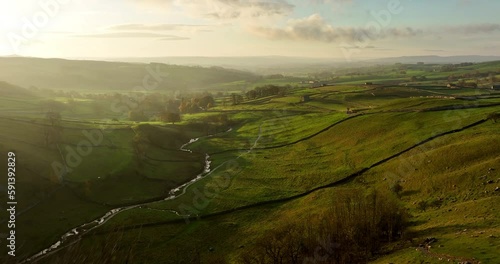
[{"left": 1, "top": 61, "right": 500, "bottom": 263}]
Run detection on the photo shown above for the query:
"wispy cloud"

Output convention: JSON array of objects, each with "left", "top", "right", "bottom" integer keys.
[
  {"left": 250, "top": 14, "right": 422, "bottom": 43},
  {"left": 157, "top": 36, "right": 190, "bottom": 41},
  {"left": 340, "top": 44, "right": 376, "bottom": 49},
  {"left": 440, "top": 23, "right": 500, "bottom": 34},
  {"left": 203, "top": 0, "right": 294, "bottom": 19},
  {"left": 309, "top": 0, "right": 353, "bottom": 4},
  {"left": 132, "top": 0, "right": 294, "bottom": 20},
  {"left": 72, "top": 32, "right": 189, "bottom": 40},
  {"left": 249, "top": 12, "right": 500, "bottom": 44},
  {"left": 107, "top": 23, "right": 213, "bottom": 32}
]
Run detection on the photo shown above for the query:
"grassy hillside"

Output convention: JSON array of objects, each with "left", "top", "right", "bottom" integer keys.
[
  {"left": 0, "top": 117, "right": 212, "bottom": 261},
  {"left": 1, "top": 60, "right": 499, "bottom": 264},
  {"left": 0, "top": 57, "right": 258, "bottom": 91},
  {"left": 11, "top": 82, "right": 494, "bottom": 264}
]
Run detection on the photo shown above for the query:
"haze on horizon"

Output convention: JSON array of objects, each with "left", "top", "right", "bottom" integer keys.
[{"left": 1, "top": 0, "right": 500, "bottom": 61}]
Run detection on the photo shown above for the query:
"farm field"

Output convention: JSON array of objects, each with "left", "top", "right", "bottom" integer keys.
[{"left": 0, "top": 58, "right": 500, "bottom": 264}]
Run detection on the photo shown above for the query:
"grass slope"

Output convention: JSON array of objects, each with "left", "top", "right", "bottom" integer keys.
[{"left": 1, "top": 66, "right": 499, "bottom": 263}]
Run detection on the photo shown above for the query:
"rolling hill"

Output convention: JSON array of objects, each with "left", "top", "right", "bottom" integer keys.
[
  {"left": 0, "top": 57, "right": 258, "bottom": 91},
  {"left": 1, "top": 58, "right": 499, "bottom": 264}
]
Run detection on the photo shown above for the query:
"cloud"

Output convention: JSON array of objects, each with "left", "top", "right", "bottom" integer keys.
[
  {"left": 309, "top": 0, "right": 352, "bottom": 4},
  {"left": 250, "top": 14, "right": 422, "bottom": 43},
  {"left": 132, "top": 0, "right": 294, "bottom": 20},
  {"left": 441, "top": 23, "right": 500, "bottom": 34},
  {"left": 157, "top": 36, "right": 190, "bottom": 40},
  {"left": 203, "top": 0, "right": 294, "bottom": 19},
  {"left": 341, "top": 45, "right": 376, "bottom": 49},
  {"left": 107, "top": 23, "right": 213, "bottom": 32},
  {"left": 72, "top": 32, "right": 189, "bottom": 40},
  {"left": 72, "top": 22, "right": 210, "bottom": 41}
]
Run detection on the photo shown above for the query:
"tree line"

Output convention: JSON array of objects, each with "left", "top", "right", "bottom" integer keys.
[{"left": 245, "top": 85, "right": 289, "bottom": 100}]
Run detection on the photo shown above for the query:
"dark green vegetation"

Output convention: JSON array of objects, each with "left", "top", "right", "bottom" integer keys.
[{"left": 0, "top": 59, "right": 499, "bottom": 264}]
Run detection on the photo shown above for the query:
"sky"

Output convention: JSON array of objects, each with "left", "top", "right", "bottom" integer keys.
[{"left": 0, "top": 0, "right": 500, "bottom": 60}]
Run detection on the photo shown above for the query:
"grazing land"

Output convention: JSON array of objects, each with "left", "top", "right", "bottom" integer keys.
[{"left": 0, "top": 58, "right": 499, "bottom": 264}]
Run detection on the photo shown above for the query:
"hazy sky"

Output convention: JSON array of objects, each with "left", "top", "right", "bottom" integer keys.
[{"left": 1, "top": 0, "right": 500, "bottom": 60}]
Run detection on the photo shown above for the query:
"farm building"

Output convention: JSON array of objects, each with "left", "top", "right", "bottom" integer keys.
[{"left": 491, "top": 84, "right": 500, "bottom": 90}]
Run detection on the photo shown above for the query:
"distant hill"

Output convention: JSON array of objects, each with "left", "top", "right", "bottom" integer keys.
[
  {"left": 368, "top": 55, "right": 500, "bottom": 64},
  {"left": 80, "top": 56, "right": 345, "bottom": 75},
  {"left": 81, "top": 55, "right": 500, "bottom": 74},
  {"left": 0, "top": 57, "right": 258, "bottom": 91},
  {"left": 100, "top": 56, "right": 338, "bottom": 67}
]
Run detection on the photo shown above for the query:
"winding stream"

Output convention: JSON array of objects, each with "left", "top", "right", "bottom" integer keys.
[{"left": 22, "top": 128, "right": 234, "bottom": 263}]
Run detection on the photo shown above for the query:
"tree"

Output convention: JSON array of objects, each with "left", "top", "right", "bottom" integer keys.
[
  {"left": 231, "top": 93, "right": 243, "bottom": 105},
  {"left": 240, "top": 189, "right": 408, "bottom": 264},
  {"left": 132, "top": 129, "right": 149, "bottom": 164},
  {"left": 178, "top": 100, "right": 189, "bottom": 114},
  {"left": 159, "top": 111, "right": 181, "bottom": 124},
  {"left": 198, "top": 95, "right": 215, "bottom": 109},
  {"left": 166, "top": 99, "right": 180, "bottom": 113},
  {"left": 246, "top": 90, "right": 257, "bottom": 100},
  {"left": 43, "top": 111, "right": 63, "bottom": 148},
  {"left": 466, "top": 82, "right": 478, "bottom": 88},
  {"left": 128, "top": 110, "right": 148, "bottom": 122},
  {"left": 241, "top": 224, "right": 305, "bottom": 264}
]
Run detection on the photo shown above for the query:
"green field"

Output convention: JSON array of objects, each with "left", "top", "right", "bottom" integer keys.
[{"left": 1, "top": 59, "right": 500, "bottom": 264}]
